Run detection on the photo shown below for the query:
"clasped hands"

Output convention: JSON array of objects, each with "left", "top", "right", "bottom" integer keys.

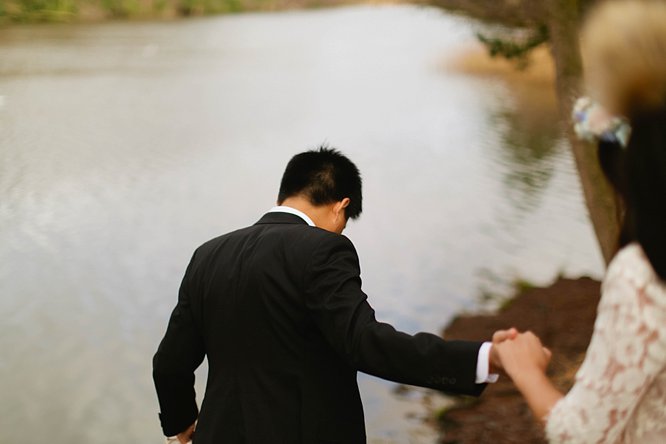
[{"left": 489, "top": 328, "right": 552, "bottom": 381}]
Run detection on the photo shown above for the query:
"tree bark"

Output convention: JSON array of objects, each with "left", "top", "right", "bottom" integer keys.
[{"left": 546, "top": 0, "right": 620, "bottom": 264}]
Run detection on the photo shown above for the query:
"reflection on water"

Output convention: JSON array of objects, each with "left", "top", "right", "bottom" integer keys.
[
  {"left": 493, "top": 90, "right": 562, "bottom": 214},
  {"left": 0, "top": 6, "right": 604, "bottom": 444}
]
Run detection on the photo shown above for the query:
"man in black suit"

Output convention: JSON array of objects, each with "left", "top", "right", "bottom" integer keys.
[{"left": 153, "top": 147, "right": 507, "bottom": 444}]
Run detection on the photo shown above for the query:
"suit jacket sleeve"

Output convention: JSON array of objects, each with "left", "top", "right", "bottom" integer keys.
[
  {"left": 153, "top": 253, "right": 205, "bottom": 436},
  {"left": 304, "top": 234, "right": 486, "bottom": 396}
]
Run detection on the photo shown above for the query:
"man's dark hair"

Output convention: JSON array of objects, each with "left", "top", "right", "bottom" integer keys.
[{"left": 277, "top": 146, "right": 363, "bottom": 220}]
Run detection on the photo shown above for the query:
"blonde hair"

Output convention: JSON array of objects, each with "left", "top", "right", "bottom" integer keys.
[{"left": 581, "top": 0, "right": 666, "bottom": 115}]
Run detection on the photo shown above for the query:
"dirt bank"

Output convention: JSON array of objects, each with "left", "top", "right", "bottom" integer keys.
[
  {"left": 439, "top": 277, "right": 601, "bottom": 443},
  {"left": 444, "top": 43, "right": 560, "bottom": 132}
]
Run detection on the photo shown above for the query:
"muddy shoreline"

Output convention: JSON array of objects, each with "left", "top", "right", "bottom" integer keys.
[{"left": 438, "top": 277, "right": 601, "bottom": 443}]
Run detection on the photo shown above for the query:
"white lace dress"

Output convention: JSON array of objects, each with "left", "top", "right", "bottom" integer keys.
[{"left": 545, "top": 243, "right": 666, "bottom": 443}]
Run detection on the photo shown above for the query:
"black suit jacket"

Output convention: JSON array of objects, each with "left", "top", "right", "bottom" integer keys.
[{"left": 153, "top": 212, "right": 485, "bottom": 443}]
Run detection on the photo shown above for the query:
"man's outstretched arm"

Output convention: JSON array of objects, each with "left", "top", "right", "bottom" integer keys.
[{"left": 305, "top": 234, "right": 499, "bottom": 395}]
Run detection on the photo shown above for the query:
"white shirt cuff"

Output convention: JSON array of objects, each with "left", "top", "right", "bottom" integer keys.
[{"left": 476, "top": 341, "right": 499, "bottom": 384}]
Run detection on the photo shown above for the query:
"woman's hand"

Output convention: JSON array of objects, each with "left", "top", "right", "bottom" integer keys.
[
  {"left": 495, "top": 331, "right": 552, "bottom": 379},
  {"left": 495, "top": 331, "right": 560, "bottom": 422}
]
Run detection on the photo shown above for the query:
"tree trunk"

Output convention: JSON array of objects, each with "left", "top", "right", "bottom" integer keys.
[{"left": 546, "top": 0, "right": 620, "bottom": 264}]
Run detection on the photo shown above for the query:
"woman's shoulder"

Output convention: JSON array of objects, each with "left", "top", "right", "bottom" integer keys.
[
  {"left": 602, "top": 242, "right": 666, "bottom": 311},
  {"left": 606, "top": 243, "right": 663, "bottom": 287}
]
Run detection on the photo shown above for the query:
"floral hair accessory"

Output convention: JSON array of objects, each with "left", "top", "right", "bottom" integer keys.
[{"left": 572, "top": 97, "right": 632, "bottom": 148}]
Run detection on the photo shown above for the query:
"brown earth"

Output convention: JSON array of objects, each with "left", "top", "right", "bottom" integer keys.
[{"left": 438, "top": 277, "right": 601, "bottom": 444}]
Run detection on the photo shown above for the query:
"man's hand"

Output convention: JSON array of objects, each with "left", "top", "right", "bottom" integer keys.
[
  {"left": 175, "top": 422, "right": 195, "bottom": 444},
  {"left": 489, "top": 327, "right": 518, "bottom": 373}
]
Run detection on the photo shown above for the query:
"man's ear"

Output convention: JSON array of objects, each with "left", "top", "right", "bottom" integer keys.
[{"left": 334, "top": 198, "right": 351, "bottom": 219}]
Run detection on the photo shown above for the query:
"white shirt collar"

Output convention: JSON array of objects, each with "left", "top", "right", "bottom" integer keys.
[{"left": 268, "top": 206, "right": 316, "bottom": 227}]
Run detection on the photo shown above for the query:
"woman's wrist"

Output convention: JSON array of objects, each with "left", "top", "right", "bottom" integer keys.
[
  {"left": 514, "top": 369, "right": 562, "bottom": 421},
  {"left": 511, "top": 366, "right": 548, "bottom": 393}
]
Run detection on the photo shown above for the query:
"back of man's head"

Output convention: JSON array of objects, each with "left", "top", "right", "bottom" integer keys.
[{"left": 278, "top": 146, "right": 363, "bottom": 220}]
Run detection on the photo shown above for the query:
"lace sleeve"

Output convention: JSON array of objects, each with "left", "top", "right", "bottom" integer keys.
[{"left": 545, "top": 248, "right": 666, "bottom": 443}]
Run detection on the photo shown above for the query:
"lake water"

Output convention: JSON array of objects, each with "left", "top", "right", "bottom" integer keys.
[{"left": 0, "top": 5, "right": 604, "bottom": 443}]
